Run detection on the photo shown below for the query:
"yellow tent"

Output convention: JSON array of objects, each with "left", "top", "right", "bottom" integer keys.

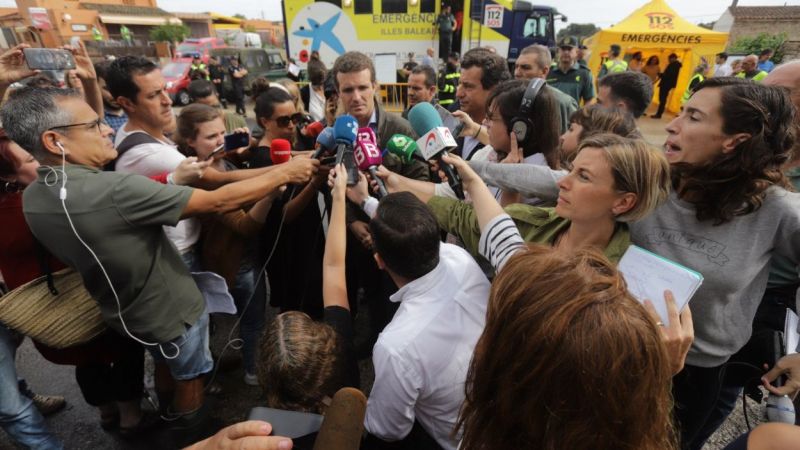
[{"left": 584, "top": 0, "right": 728, "bottom": 114}]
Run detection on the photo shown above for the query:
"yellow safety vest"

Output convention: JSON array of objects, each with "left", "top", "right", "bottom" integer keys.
[
  {"left": 603, "top": 59, "right": 628, "bottom": 74},
  {"left": 682, "top": 73, "right": 705, "bottom": 104},
  {"left": 735, "top": 71, "right": 768, "bottom": 83}
]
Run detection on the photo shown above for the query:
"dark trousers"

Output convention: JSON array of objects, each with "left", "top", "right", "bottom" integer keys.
[
  {"left": 214, "top": 82, "right": 227, "bottom": 107},
  {"left": 74, "top": 336, "right": 145, "bottom": 406},
  {"left": 656, "top": 85, "right": 674, "bottom": 117},
  {"left": 672, "top": 364, "right": 741, "bottom": 450},
  {"left": 233, "top": 87, "right": 245, "bottom": 115},
  {"left": 438, "top": 33, "right": 452, "bottom": 60}
]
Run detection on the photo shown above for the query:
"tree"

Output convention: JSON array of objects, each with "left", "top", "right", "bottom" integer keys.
[
  {"left": 697, "top": 21, "right": 716, "bottom": 30},
  {"left": 557, "top": 23, "right": 600, "bottom": 42},
  {"left": 233, "top": 13, "right": 247, "bottom": 20},
  {"left": 728, "top": 32, "right": 787, "bottom": 65},
  {"left": 149, "top": 22, "right": 190, "bottom": 44}
]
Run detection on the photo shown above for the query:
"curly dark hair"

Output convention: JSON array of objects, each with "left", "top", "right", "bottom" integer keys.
[{"left": 674, "top": 77, "right": 796, "bottom": 225}]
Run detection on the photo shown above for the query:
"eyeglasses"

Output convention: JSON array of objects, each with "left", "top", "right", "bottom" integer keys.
[
  {"left": 48, "top": 118, "right": 104, "bottom": 134},
  {"left": 273, "top": 113, "right": 304, "bottom": 128}
]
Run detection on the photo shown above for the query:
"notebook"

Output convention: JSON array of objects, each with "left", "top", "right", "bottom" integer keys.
[{"left": 618, "top": 245, "right": 703, "bottom": 326}]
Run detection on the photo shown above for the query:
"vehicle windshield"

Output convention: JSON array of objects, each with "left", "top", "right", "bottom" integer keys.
[
  {"left": 162, "top": 62, "right": 190, "bottom": 78},
  {"left": 177, "top": 44, "right": 199, "bottom": 53}
]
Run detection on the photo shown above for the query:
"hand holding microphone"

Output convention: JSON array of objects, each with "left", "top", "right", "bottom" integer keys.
[
  {"left": 354, "top": 127, "right": 388, "bottom": 198},
  {"left": 332, "top": 115, "right": 360, "bottom": 185},
  {"left": 407, "top": 102, "right": 465, "bottom": 199}
]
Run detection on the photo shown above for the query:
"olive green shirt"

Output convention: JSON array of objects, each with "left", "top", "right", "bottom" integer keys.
[
  {"left": 23, "top": 165, "right": 204, "bottom": 343},
  {"left": 427, "top": 196, "right": 630, "bottom": 263}
]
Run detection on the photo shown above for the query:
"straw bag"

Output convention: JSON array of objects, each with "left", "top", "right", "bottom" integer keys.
[{"left": 0, "top": 268, "right": 106, "bottom": 348}]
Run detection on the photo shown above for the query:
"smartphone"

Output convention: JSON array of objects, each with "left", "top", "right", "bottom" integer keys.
[
  {"left": 205, "top": 143, "right": 225, "bottom": 161},
  {"left": 23, "top": 48, "right": 76, "bottom": 71},
  {"left": 434, "top": 104, "right": 464, "bottom": 138},
  {"left": 247, "top": 407, "right": 323, "bottom": 439},
  {"left": 320, "top": 156, "right": 337, "bottom": 166},
  {"left": 224, "top": 132, "right": 250, "bottom": 151}
]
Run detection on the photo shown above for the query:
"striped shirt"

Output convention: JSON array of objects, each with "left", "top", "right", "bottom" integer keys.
[{"left": 478, "top": 213, "right": 525, "bottom": 272}]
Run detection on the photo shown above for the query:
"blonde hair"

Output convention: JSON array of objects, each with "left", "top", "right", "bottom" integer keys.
[
  {"left": 578, "top": 134, "right": 671, "bottom": 222},
  {"left": 257, "top": 311, "right": 344, "bottom": 414},
  {"left": 275, "top": 78, "right": 305, "bottom": 114}
]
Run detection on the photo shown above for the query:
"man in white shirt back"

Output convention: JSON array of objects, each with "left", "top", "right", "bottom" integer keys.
[
  {"left": 106, "top": 56, "right": 202, "bottom": 267},
  {"left": 364, "top": 192, "right": 491, "bottom": 449},
  {"left": 713, "top": 52, "right": 732, "bottom": 77}
]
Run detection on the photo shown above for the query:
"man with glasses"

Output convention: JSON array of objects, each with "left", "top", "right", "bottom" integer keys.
[{"left": 1, "top": 86, "right": 317, "bottom": 447}]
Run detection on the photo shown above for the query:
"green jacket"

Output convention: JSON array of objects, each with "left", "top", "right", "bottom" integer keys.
[{"left": 427, "top": 196, "right": 631, "bottom": 263}]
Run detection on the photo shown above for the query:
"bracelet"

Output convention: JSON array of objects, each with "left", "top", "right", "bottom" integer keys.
[
  {"left": 166, "top": 172, "right": 176, "bottom": 185},
  {"left": 473, "top": 126, "right": 481, "bottom": 138}
]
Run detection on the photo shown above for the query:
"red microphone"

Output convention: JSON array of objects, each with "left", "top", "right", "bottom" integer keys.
[
  {"left": 270, "top": 139, "right": 292, "bottom": 165},
  {"left": 303, "top": 121, "right": 325, "bottom": 139}
]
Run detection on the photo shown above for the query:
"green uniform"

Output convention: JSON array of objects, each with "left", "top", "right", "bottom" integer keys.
[{"left": 547, "top": 63, "right": 595, "bottom": 105}]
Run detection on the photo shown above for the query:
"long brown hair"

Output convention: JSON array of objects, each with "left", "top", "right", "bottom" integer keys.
[
  {"left": 256, "top": 311, "right": 345, "bottom": 414},
  {"left": 457, "top": 246, "right": 676, "bottom": 450},
  {"left": 674, "top": 77, "right": 796, "bottom": 224}
]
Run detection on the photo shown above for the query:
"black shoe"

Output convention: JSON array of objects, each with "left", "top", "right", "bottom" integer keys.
[{"left": 650, "top": 114, "right": 662, "bottom": 119}]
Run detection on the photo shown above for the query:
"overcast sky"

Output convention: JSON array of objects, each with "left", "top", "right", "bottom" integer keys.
[{"left": 2, "top": 0, "right": 798, "bottom": 28}]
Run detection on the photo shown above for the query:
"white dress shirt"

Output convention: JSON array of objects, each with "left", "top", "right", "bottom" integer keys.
[{"left": 365, "top": 243, "right": 491, "bottom": 449}]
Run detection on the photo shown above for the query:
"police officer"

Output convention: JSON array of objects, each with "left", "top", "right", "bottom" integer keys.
[{"left": 547, "top": 36, "right": 594, "bottom": 105}]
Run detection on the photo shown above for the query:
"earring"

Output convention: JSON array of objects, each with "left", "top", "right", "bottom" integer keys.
[{"left": 3, "top": 181, "right": 21, "bottom": 193}]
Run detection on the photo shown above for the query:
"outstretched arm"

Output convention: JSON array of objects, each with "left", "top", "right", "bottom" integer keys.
[{"left": 323, "top": 164, "right": 350, "bottom": 311}]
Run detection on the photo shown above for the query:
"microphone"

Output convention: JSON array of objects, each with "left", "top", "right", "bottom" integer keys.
[
  {"left": 313, "top": 126, "right": 336, "bottom": 159},
  {"left": 407, "top": 102, "right": 465, "bottom": 199},
  {"left": 270, "top": 138, "right": 292, "bottom": 165},
  {"left": 312, "top": 388, "right": 367, "bottom": 450},
  {"left": 385, "top": 134, "right": 426, "bottom": 165},
  {"left": 332, "top": 115, "right": 360, "bottom": 186},
  {"left": 355, "top": 128, "right": 388, "bottom": 198},
  {"left": 303, "top": 120, "right": 325, "bottom": 139}
]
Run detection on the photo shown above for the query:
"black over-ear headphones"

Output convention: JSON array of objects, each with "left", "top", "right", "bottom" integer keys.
[{"left": 511, "top": 78, "right": 546, "bottom": 145}]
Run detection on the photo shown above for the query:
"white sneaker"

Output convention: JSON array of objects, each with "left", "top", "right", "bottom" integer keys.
[{"left": 244, "top": 372, "right": 259, "bottom": 386}]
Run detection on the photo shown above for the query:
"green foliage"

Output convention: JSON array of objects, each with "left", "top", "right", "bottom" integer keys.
[
  {"left": 728, "top": 32, "right": 787, "bottom": 64},
  {"left": 697, "top": 21, "right": 715, "bottom": 30},
  {"left": 233, "top": 13, "right": 247, "bottom": 20},
  {"left": 149, "top": 22, "right": 191, "bottom": 43},
  {"left": 557, "top": 23, "right": 600, "bottom": 42},
  {"left": 244, "top": 25, "right": 257, "bottom": 33}
]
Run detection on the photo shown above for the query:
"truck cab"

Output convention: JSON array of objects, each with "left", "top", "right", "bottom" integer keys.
[{"left": 505, "top": 1, "right": 565, "bottom": 63}]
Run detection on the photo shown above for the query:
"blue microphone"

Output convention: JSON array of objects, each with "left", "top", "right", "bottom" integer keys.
[
  {"left": 333, "top": 115, "right": 360, "bottom": 186},
  {"left": 313, "top": 126, "right": 336, "bottom": 159}
]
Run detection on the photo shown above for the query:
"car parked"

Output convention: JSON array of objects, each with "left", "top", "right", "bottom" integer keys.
[
  {"left": 162, "top": 58, "right": 193, "bottom": 106},
  {"left": 176, "top": 37, "right": 227, "bottom": 63}
]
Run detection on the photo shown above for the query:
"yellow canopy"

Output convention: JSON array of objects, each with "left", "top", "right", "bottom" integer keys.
[{"left": 584, "top": 0, "right": 728, "bottom": 113}]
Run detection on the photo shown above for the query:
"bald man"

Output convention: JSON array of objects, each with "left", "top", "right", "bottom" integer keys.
[{"left": 736, "top": 54, "right": 768, "bottom": 82}]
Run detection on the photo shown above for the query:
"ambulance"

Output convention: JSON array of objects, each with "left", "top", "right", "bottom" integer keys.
[{"left": 281, "top": 0, "right": 565, "bottom": 73}]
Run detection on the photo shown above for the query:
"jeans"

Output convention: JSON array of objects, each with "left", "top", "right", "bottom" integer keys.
[
  {"left": 673, "top": 363, "right": 741, "bottom": 450},
  {"left": 0, "top": 326, "right": 62, "bottom": 450},
  {"left": 181, "top": 247, "right": 203, "bottom": 272},
  {"left": 149, "top": 311, "right": 213, "bottom": 381},
  {"left": 230, "top": 267, "right": 265, "bottom": 374}
]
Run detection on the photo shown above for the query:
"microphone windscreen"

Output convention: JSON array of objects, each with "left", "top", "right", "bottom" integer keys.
[
  {"left": 356, "top": 127, "right": 377, "bottom": 146},
  {"left": 306, "top": 121, "right": 325, "bottom": 138},
  {"left": 270, "top": 139, "right": 292, "bottom": 165},
  {"left": 386, "top": 134, "right": 420, "bottom": 164},
  {"left": 316, "top": 127, "right": 336, "bottom": 151},
  {"left": 354, "top": 141, "right": 383, "bottom": 171},
  {"left": 312, "top": 388, "right": 367, "bottom": 450},
  {"left": 407, "top": 102, "right": 443, "bottom": 137},
  {"left": 333, "top": 115, "right": 358, "bottom": 144}
]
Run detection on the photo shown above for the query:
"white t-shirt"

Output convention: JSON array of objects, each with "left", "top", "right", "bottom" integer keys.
[
  {"left": 113, "top": 125, "right": 200, "bottom": 253},
  {"left": 714, "top": 64, "right": 732, "bottom": 77},
  {"left": 308, "top": 87, "right": 325, "bottom": 122}
]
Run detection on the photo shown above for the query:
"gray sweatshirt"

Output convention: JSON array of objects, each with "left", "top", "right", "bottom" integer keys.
[{"left": 470, "top": 161, "right": 800, "bottom": 367}]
